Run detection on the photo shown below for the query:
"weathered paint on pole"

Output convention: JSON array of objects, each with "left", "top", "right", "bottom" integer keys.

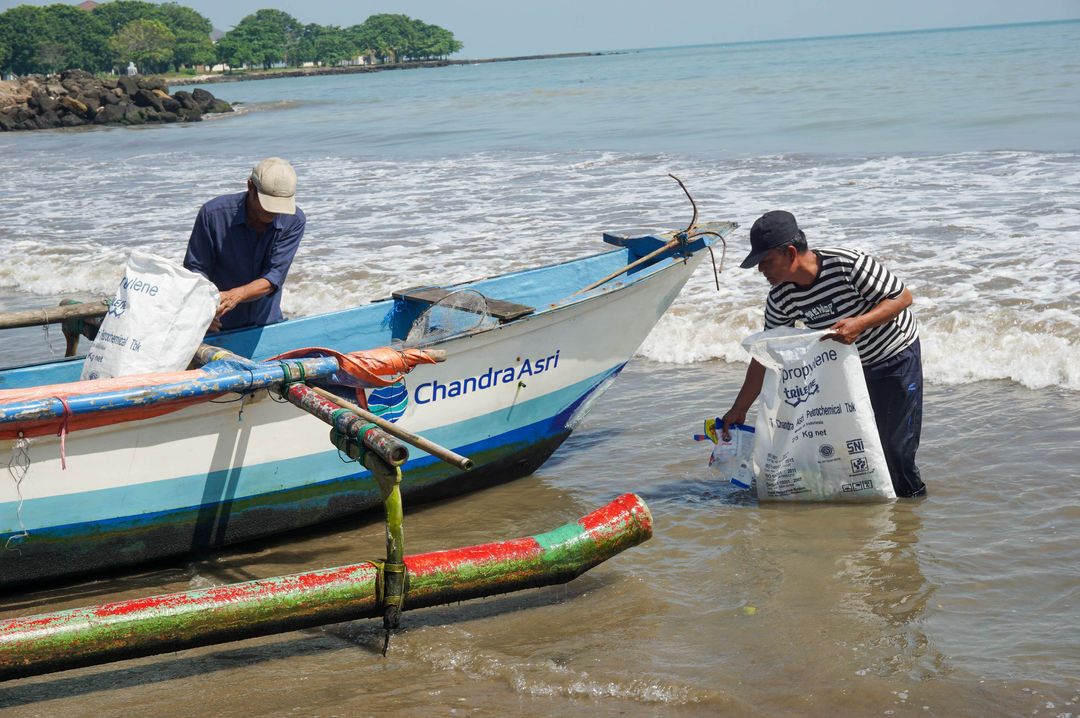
[
  {"left": 284, "top": 382, "right": 409, "bottom": 466},
  {"left": 0, "top": 356, "right": 340, "bottom": 429},
  {"left": 0, "top": 493, "right": 652, "bottom": 681}
]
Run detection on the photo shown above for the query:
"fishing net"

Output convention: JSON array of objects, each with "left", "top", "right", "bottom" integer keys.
[{"left": 402, "top": 289, "right": 495, "bottom": 347}]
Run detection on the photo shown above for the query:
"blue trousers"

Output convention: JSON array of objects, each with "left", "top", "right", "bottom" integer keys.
[{"left": 862, "top": 339, "right": 926, "bottom": 497}]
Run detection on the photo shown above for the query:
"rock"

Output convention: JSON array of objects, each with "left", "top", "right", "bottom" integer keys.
[
  {"left": 137, "top": 76, "right": 168, "bottom": 93},
  {"left": 95, "top": 102, "right": 143, "bottom": 125},
  {"left": 58, "top": 95, "right": 88, "bottom": 116},
  {"left": 116, "top": 75, "right": 139, "bottom": 97},
  {"left": 29, "top": 88, "right": 58, "bottom": 112},
  {"left": 132, "top": 88, "right": 164, "bottom": 112},
  {"left": 135, "top": 106, "right": 161, "bottom": 123},
  {"left": 61, "top": 69, "right": 94, "bottom": 82},
  {"left": 79, "top": 94, "right": 101, "bottom": 116},
  {"left": 94, "top": 103, "right": 126, "bottom": 125},
  {"left": 159, "top": 94, "right": 181, "bottom": 113},
  {"left": 172, "top": 91, "right": 199, "bottom": 110},
  {"left": 0, "top": 73, "right": 234, "bottom": 131},
  {"left": 37, "top": 108, "right": 60, "bottom": 129},
  {"left": 190, "top": 87, "right": 215, "bottom": 111}
]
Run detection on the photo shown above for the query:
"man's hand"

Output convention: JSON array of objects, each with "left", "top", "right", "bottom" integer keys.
[
  {"left": 821, "top": 316, "right": 865, "bottom": 344},
  {"left": 721, "top": 407, "right": 748, "bottom": 441},
  {"left": 216, "top": 288, "right": 245, "bottom": 319},
  {"left": 208, "top": 279, "right": 274, "bottom": 332},
  {"left": 821, "top": 289, "right": 913, "bottom": 345}
]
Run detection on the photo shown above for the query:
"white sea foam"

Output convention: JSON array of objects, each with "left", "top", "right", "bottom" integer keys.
[{"left": 1, "top": 148, "right": 1077, "bottom": 390}]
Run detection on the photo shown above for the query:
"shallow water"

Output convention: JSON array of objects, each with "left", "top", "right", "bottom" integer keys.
[
  {"left": 2, "top": 20, "right": 1080, "bottom": 717},
  {"left": 2, "top": 362, "right": 1079, "bottom": 716}
]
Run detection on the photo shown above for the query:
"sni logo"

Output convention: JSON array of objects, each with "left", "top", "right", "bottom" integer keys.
[{"left": 846, "top": 438, "right": 865, "bottom": 455}]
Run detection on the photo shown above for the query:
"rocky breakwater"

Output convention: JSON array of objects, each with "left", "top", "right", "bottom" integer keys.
[{"left": 0, "top": 69, "right": 232, "bottom": 132}]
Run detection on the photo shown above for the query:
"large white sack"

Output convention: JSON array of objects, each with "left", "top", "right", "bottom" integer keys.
[
  {"left": 742, "top": 326, "right": 896, "bottom": 502},
  {"left": 81, "top": 251, "right": 219, "bottom": 379}
]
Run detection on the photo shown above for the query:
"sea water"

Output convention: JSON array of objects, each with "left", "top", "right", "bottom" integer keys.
[{"left": 1, "top": 21, "right": 1079, "bottom": 717}]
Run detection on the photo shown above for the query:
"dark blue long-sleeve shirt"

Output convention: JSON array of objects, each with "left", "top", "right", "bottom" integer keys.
[{"left": 183, "top": 192, "right": 306, "bottom": 331}]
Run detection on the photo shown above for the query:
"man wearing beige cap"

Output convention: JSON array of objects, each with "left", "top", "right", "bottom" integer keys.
[{"left": 184, "top": 158, "right": 306, "bottom": 331}]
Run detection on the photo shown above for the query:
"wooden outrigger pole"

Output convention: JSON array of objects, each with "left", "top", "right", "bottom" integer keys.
[{"left": 0, "top": 493, "right": 653, "bottom": 681}]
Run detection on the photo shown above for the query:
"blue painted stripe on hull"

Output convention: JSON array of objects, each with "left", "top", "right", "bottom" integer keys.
[
  {"left": 0, "top": 401, "right": 584, "bottom": 586},
  {"left": 1, "top": 364, "right": 623, "bottom": 541}
]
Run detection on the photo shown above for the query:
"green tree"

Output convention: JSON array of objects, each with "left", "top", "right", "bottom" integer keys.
[
  {"left": 313, "top": 25, "right": 356, "bottom": 66},
  {"left": 352, "top": 14, "right": 415, "bottom": 63},
  {"left": 172, "top": 30, "right": 215, "bottom": 68},
  {"left": 110, "top": 18, "right": 175, "bottom": 74},
  {"left": 0, "top": 4, "right": 111, "bottom": 75},
  {"left": 91, "top": 0, "right": 159, "bottom": 33},
  {"left": 153, "top": 3, "right": 214, "bottom": 68},
  {"left": 43, "top": 4, "right": 111, "bottom": 72},
  {"left": 218, "top": 9, "right": 301, "bottom": 69},
  {"left": 34, "top": 41, "right": 68, "bottom": 75},
  {"left": 410, "top": 20, "right": 462, "bottom": 59},
  {"left": 0, "top": 6, "right": 47, "bottom": 76}
]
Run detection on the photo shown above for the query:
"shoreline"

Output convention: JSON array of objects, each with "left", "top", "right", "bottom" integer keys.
[{"left": 168, "top": 52, "right": 607, "bottom": 87}]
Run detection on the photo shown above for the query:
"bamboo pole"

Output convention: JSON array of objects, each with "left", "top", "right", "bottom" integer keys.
[
  {"left": 0, "top": 300, "right": 108, "bottom": 331},
  {"left": 310, "top": 385, "right": 473, "bottom": 471},
  {"left": 567, "top": 236, "right": 686, "bottom": 298},
  {"left": 0, "top": 357, "right": 341, "bottom": 429},
  {"left": 284, "top": 382, "right": 409, "bottom": 467},
  {"left": 363, "top": 453, "right": 406, "bottom": 654},
  {"left": 0, "top": 493, "right": 653, "bottom": 681}
]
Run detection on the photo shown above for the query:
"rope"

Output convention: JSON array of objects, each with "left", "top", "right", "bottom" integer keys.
[
  {"left": 369, "top": 557, "right": 407, "bottom": 656},
  {"left": 54, "top": 396, "right": 72, "bottom": 470},
  {"left": 5, "top": 434, "right": 31, "bottom": 551}
]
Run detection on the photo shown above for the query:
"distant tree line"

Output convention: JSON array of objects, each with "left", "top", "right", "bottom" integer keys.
[{"left": 0, "top": 1, "right": 463, "bottom": 77}]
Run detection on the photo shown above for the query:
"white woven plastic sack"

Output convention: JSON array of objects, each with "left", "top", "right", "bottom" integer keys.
[
  {"left": 742, "top": 326, "right": 895, "bottom": 502},
  {"left": 81, "top": 251, "right": 219, "bottom": 380}
]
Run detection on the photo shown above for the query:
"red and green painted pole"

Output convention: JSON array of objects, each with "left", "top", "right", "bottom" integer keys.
[{"left": 0, "top": 493, "right": 652, "bottom": 681}]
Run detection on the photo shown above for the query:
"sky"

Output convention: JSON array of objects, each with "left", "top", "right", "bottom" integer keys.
[{"left": 2, "top": 0, "right": 1078, "bottom": 58}]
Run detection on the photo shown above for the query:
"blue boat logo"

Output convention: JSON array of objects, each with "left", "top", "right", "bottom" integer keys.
[{"left": 367, "top": 381, "right": 408, "bottom": 422}]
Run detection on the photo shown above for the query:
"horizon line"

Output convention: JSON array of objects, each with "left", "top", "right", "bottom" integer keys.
[{"left": 462, "top": 17, "right": 1080, "bottom": 60}]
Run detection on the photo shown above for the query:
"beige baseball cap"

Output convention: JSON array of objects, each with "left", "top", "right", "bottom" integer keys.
[{"left": 249, "top": 157, "right": 297, "bottom": 214}]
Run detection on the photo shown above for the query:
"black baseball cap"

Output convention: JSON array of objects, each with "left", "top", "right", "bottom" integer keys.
[{"left": 740, "top": 210, "right": 805, "bottom": 268}]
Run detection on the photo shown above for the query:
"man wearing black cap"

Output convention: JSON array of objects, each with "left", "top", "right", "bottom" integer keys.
[{"left": 721, "top": 210, "right": 926, "bottom": 497}]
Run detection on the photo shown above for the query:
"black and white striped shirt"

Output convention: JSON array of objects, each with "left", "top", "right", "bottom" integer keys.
[{"left": 764, "top": 248, "right": 919, "bottom": 366}]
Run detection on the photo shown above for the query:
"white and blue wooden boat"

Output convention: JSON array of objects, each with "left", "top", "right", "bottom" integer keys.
[{"left": 0, "top": 222, "right": 734, "bottom": 587}]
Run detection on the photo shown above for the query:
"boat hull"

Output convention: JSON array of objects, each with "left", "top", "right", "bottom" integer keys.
[{"left": 1, "top": 226, "right": 728, "bottom": 587}]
